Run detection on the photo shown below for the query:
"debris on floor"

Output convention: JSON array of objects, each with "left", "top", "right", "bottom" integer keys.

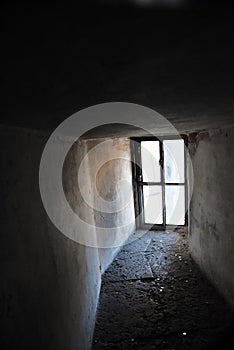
[{"left": 92, "top": 231, "right": 234, "bottom": 349}]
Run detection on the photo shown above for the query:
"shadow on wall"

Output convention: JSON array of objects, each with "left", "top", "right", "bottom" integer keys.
[{"left": 0, "top": 127, "right": 135, "bottom": 350}]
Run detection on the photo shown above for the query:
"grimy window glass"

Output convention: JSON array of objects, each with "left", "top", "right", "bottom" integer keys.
[
  {"left": 141, "top": 141, "right": 161, "bottom": 182},
  {"left": 143, "top": 185, "right": 163, "bottom": 224},
  {"left": 165, "top": 185, "right": 185, "bottom": 225},
  {"left": 164, "top": 139, "right": 185, "bottom": 183}
]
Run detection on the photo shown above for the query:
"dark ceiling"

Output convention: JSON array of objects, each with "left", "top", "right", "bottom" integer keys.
[{"left": 2, "top": 2, "right": 234, "bottom": 135}]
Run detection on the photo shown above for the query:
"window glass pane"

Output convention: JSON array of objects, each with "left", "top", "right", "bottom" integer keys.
[
  {"left": 143, "top": 185, "right": 163, "bottom": 224},
  {"left": 165, "top": 185, "right": 185, "bottom": 225},
  {"left": 141, "top": 141, "right": 161, "bottom": 182},
  {"left": 164, "top": 139, "right": 184, "bottom": 183}
]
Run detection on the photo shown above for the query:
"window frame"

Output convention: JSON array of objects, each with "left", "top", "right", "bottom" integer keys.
[{"left": 131, "top": 135, "right": 188, "bottom": 230}]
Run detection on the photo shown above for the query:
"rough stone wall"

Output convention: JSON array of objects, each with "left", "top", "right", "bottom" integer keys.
[{"left": 189, "top": 125, "right": 234, "bottom": 307}]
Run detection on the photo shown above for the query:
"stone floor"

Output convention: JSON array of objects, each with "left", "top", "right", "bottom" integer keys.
[{"left": 92, "top": 230, "right": 234, "bottom": 350}]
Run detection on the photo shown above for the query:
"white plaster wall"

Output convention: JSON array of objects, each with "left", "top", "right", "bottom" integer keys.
[
  {"left": 189, "top": 125, "right": 234, "bottom": 307},
  {"left": 0, "top": 126, "right": 136, "bottom": 349},
  {"left": 85, "top": 138, "right": 136, "bottom": 273}
]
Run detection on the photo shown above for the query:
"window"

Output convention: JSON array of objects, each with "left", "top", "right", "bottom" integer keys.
[{"left": 131, "top": 136, "right": 188, "bottom": 229}]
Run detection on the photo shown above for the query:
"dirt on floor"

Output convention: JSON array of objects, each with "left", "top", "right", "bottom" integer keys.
[{"left": 92, "top": 231, "right": 234, "bottom": 350}]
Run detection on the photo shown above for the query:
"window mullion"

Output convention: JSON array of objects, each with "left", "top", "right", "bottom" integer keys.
[{"left": 160, "top": 141, "right": 166, "bottom": 226}]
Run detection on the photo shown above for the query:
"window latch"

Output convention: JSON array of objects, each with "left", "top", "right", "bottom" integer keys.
[
  {"left": 138, "top": 174, "right": 143, "bottom": 182},
  {"left": 159, "top": 158, "right": 164, "bottom": 168}
]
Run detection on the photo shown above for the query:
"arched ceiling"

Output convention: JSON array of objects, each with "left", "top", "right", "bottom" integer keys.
[{"left": 2, "top": 3, "right": 234, "bottom": 136}]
